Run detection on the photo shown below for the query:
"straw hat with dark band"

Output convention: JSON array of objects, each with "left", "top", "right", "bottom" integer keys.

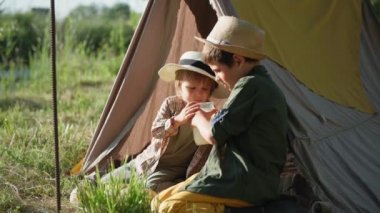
[
  {"left": 158, "top": 51, "right": 229, "bottom": 99},
  {"left": 195, "top": 16, "right": 266, "bottom": 60}
]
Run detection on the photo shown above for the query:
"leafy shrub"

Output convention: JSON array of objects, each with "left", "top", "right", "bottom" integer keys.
[
  {"left": 0, "top": 3, "right": 135, "bottom": 68},
  {"left": 0, "top": 13, "right": 48, "bottom": 68},
  {"left": 62, "top": 3, "right": 134, "bottom": 55},
  {"left": 62, "top": 18, "right": 133, "bottom": 55}
]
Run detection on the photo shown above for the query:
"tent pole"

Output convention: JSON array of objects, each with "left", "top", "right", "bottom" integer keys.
[{"left": 49, "top": 0, "right": 61, "bottom": 211}]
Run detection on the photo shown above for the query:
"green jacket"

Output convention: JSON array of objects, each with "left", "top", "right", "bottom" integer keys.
[{"left": 185, "top": 65, "right": 288, "bottom": 205}]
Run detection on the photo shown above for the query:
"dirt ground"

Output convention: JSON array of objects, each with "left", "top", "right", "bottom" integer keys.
[{"left": 20, "top": 198, "right": 78, "bottom": 213}]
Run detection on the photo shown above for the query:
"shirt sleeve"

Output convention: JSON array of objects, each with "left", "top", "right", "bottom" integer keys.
[
  {"left": 151, "top": 97, "right": 180, "bottom": 138},
  {"left": 212, "top": 77, "right": 259, "bottom": 145}
]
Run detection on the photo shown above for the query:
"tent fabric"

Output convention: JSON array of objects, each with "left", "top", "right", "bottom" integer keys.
[
  {"left": 262, "top": 59, "right": 380, "bottom": 212},
  {"left": 361, "top": 0, "right": 380, "bottom": 111},
  {"left": 232, "top": 0, "right": 375, "bottom": 114},
  {"left": 82, "top": 0, "right": 183, "bottom": 172},
  {"left": 80, "top": 0, "right": 380, "bottom": 212}
]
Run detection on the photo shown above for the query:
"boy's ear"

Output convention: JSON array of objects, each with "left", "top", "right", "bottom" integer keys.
[{"left": 232, "top": 54, "right": 245, "bottom": 66}]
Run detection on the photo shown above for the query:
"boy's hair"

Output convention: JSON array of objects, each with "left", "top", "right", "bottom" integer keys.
[
  {"left": 203, "top": 44, "right": 258, "bottom": 67},
  {"left": 174, "top": 69, "right": 217, "bottom": 95}
]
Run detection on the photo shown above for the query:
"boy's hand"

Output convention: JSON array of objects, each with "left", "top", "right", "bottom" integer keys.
[
  {"left": 191, "top": 110, "right": 217, "bottom": 145},
  {"left": 174, "top": 102, "right": 200, "bottom": 127},
  {"left": 191, "top": 109, "right": 217, "bottom": 126}
]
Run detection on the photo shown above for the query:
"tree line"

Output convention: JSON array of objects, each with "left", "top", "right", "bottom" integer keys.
[{"left": 0, "top": 3, "right": 136, "bottom": 70}]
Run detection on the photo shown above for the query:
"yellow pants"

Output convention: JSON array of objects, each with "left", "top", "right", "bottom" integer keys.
[{"left": 151, "top": 174, "right": 252, "bottom": 213}]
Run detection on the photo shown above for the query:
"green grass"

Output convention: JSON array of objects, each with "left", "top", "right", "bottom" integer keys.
[
  {"left": 0, "top": 35, "right": 130, "bottom": 212},
  {"left": 77, "top": 166, "right": 151, "bottom": 213},
  {"left": 0, "top": 7, "right": 155, "bottom": 211}
]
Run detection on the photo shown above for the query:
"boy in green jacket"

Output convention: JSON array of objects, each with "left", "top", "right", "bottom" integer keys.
[{"left": 152, "top": 16, "right": 288, "bottom": 213}]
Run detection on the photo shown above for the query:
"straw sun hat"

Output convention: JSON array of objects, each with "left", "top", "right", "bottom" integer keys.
[
  {"left": 158, "top": 51, "right": 229, "bottom": 99},
  {"left": 195, "top": 16, "right": 266, "bottom": 60}
]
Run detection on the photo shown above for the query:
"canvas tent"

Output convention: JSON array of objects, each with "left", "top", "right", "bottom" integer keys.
[{"left": 77, "top": 0, "right": 380, "bottom": 212}]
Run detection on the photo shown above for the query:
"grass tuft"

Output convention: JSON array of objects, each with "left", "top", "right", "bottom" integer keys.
[{"left": 77, "top": 167, "right": 151, "bottom": 213}]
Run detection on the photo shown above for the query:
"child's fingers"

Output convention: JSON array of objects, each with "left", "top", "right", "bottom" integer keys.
[
  {"left": 186, "top": 113, "right": 196, "bottom": 120},
  {"left": 186, "top": 106, "right": 201, "bottom": 116},
  {"left": 186, "top": 102, "right": 201, "bottom": 108}
]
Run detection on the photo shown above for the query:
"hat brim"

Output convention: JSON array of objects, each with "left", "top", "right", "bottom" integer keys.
[
  {"left": 195, "top": 37, "right": 266, "bottom": 60},
  {"left": 158, "top": 63, "right": 229, "bottom": 99}
]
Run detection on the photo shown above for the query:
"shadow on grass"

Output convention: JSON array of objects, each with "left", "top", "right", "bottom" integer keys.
[
  {"left": 0, "top": 97, "right": 46, "bottom": 111},
  {"left": 79, "top": 80, "right": 103, "bottom": 88}
]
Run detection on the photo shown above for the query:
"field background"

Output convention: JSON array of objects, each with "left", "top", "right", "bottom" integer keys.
[{"left": 0, "top": 3, "right": 141, "bottom": 212}]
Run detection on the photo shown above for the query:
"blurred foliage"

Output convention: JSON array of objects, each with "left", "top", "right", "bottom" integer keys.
[
  {"left": 61, "top": 3, "right": 134, "bottom": 56},
  {"left": 67, "top": 3, "right": 131, "bottom": 20},
  {"left": 103, "top": 3, "right": 131, "bottom": 20},
  {"left": 0, "top": 12, "right": 48, "bottom": 69},
  {"left": 0, "top": 3, "right": 136, "bottom": 69}
]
